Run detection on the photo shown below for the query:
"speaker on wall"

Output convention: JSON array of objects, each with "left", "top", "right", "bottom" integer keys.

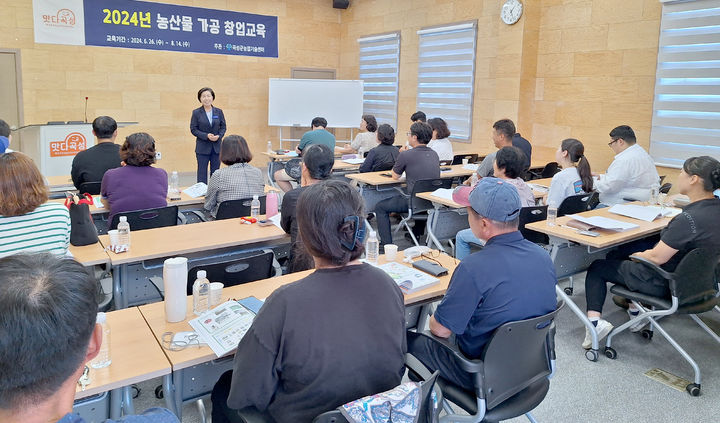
[{"left": 333, "top": 0, "right": 350, "bottom": 9}]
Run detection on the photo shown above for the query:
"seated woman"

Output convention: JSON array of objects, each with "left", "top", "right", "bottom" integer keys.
[
  {"left": 359, "top": 123, "right": 399, "bottom": 173},
  {"left": 454, "top": 146, "right": 535, "bottom": 260},
  {"left": 336, "top": 114, "right": 377, "bottom": 155},
  {"left": 204, "top": 135, "right": 265, "bottom": 218},
  {"left": 211, "top": 179, "right": 406, "bottom": 423},
  {"left": 0, "top": 152, "right": 70, "bottom": 258},
  {"left": 582, "top": 156, "right": 720, "bottom": 349},
  {"left": 427, "top": 117, "right": 454, "bottom": 161},
  {"left": 100, "top": 132, "right": 168, "bottom": 225},
  {"left": 546, "top": 138, "right": 593, "bottom": 208}
]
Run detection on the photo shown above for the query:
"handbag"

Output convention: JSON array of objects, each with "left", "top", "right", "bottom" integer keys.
[{"left": 65, "top": 193, "right": 99, "bottom": 246}]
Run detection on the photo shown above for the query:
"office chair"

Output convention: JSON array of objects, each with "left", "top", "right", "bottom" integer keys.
[
  {"left": 526, "top": 162, "right": 560, "bottom": 180},
  {"left": 186, "top": 249, "right": 278, "bottom": 295},
  {"left": 78, "top": 181, "right": 102, "bottom": 195},
  {"left": 108, "top": 205, "right": 180, "bottom": 231},
  {"left": 519, "top": 205, "right": 549, "bottom": 245},
  {"left": 659, "top": 182, "right": 672, "bottom": 194},
  {"left": 604, "top": 248, "right": 720, "bottom": 396},
  {"left": 557, "top": 192, "right": 599, "bottom": 217},
  {"left": 215, "top": 195, "right": 267, "bottom": 220},
  {"left": 452, "top": 153, "right": 479, "bottom": 165},
  {"left": 394, "top": 178, "right": 453, "bottom": 247},
  {"left": 406, "top": 302, "right": 563, "bottom": 423}
]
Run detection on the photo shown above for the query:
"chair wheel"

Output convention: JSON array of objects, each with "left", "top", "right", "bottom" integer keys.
[
  {"left": 154, "top": 385, "right": 164, "bottom": 399},
  {"left": 604, "top": 347, "right": 617, "bottom": 359},
  {"left": 564, "top": 287, "right": 573, "bottom": 295},
  {"left": 641, "top": 329, "right": 653, "bottom": 340},
  {"left": 686, "top": 383, "right": 701, "bottom": 396},
  {"left": 585, "top": 349, "right": 598, "bottom": 362}
]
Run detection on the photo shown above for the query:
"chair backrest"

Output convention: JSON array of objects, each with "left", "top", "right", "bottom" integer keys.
[
  {"left": 669, "top": 248, "right": 720, "bottom": 309},
  {"left": 540, "top": 162, "right": 560, "bottom": 178},
  {"left": 79, "top": 181, "right": 102, "bottom": 195},
  {"left": 519, "top": 205, "right": 549, "bottom": 244},
  {"left": 109, "top": 205, "right": 179, "bottom": 231},
  {"left": 409, "top": 178, "right": 453, "bottom": 214},
  {"left": 186, "top": 250, "right": 276, "bottom": 295},
  {"left": 216, "top": 195, "right": 267, "bottom": 220},
  {"left": 480, "top": 305, "right": 562, "bottom": 410},
  {"left": 557, "top": 192, "right": 598, "bottom": 217},
  {"left": 659, "top": 182, "right": 672, "bottom": 194},
  {"left": 452, "top": 153, "right": 479, "bottom": 165}
]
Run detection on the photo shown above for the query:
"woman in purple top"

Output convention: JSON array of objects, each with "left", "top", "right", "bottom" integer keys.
[{"left": 101, "top": 133, "right": 168, "bottom": 226}]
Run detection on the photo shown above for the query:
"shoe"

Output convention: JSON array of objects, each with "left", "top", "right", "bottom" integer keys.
[
  {"left": 582, "top": 319, "right": 614, "bottom": 350},
  {"left": 612, "top": 295, "right": 629, "bottom": 309},
  {"left": 628, "top": 310, "right": 649, "bottom": 333}
]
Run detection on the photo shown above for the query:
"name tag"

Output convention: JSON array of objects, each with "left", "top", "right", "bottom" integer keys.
[{"left": 213, "top": 116, "right": 219, "bottom": 120}]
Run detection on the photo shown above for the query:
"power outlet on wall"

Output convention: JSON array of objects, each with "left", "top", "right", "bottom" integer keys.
[{"left": 155, "top": 151, "right": 162, "bottom": 160}]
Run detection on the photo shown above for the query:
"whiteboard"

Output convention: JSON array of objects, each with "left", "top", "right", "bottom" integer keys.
[{"left": 268, "top": 78, "right": 364, "bottom": 128}]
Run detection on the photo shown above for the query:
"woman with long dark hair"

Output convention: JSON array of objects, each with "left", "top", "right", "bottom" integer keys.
[{"left": 546, "top": 138, "right": 593, "bottom": 208}]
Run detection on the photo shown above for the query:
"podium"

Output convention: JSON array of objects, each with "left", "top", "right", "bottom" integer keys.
[{"left": 18, "top": 122, "right": 137, "bottom": 177}]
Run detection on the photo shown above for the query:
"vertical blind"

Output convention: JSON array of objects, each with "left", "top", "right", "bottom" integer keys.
[
  {"left": 358, "top": 32, "right": 401, "bottom": 129},
  {"left": 650, "top": 0, "right": 720, "bottom": 167},
  {"left": 417, "top": 22, "right": 477, "bottom": 142}
]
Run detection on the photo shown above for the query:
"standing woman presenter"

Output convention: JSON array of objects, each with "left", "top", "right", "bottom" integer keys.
[{"left": 190, "top": 87, "right": 227, "bottom": 184}]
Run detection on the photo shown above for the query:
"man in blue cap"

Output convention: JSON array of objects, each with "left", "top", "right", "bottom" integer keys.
[{"left": 407, "top": 177, "right": 557, "bottom": 390}]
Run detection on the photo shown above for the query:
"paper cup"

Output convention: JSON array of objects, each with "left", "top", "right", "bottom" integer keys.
[
  {"left": 462, "top": 158, "right": 469, "bottom": 165},
  {"left": 384, "top": 244, "right": 398, "bottom": 261},
  {"left": 108, "top": 230, "right": 119, "bottom": 247},
  {"left": 209, "top": 282, "right": 224, "bottom": 306}
]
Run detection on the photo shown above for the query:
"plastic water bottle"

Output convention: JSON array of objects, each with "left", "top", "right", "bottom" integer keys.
[
  {"left": 251, "top": 195, "right": 261, "bottom": 219},
  {"left": 193, "top": 270, "right": 210, "bottom": 315},
  {"left": 357, "top": 147, "right": 364, "bottom": 160},
  {"left": 267, "top": 140, "right": 273, "bottom": 154},
  {"left": 366, "top": 230, "right": 379, "bottom": 264},
  {"left": 117, "top": 216, "right": 131, "bottom": 247},
  {"left": 470, "top": 173, "right": 479, "bottom": 186},
  {"left": 90, "top": 312, "right": 111, "bottom": 368},
  {"left": 266, "top": 191, "right": 279, "bottom": 218},
  {"left": 169, "top": 171, "right": 180, "bottom": 200}
]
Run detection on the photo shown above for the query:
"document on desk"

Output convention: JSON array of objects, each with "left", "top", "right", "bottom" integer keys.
[
  {"left": 567, "top": 214, "right": 639, "bottom": 232},
  {"left": 528, "top": 183, "right": 549, "bottom": 193},
  {"left": 189, "top": 298, "right": 262, "bottom": 357},
  {"left": 182, "top": 182, "right": 208, "bottom": 198},
  {"left": 463, "top": 163, "right": 479, "bottom": 172},
  {"left": 608, "top": 204, "right": 681, "bottom": 222},
  {"left": 93, "top": 196, "right": 103, "bottom": 208},
  {"left": 343, "top": 158, "right": 365, "bottom": 164},
  {"left": 269, "top": 213, "right": 283, "bottom": 229},
  {"left": 430, "top": 188, "right": 455, "bottom": 202},
  {"left": 378, "top": 262, "right": 439, "bottom": 294}
]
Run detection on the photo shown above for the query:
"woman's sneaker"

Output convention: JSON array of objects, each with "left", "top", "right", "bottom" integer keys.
[
  {"left": 628, "top": 310, "right": 649, "bottom": 333},
  {"left": 582, "top": 319, "right": 614, "bottom": 350}
]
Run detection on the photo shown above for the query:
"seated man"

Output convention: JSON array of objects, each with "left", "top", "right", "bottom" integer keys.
[
  {"left": 374, "top": 121, "right": 440, "bottom": 249},
  {"left": 595, "top": 125, "right": 659, "bottom": 205},
  {"left": 273, "top": 117, "right": 336, "bottom": 192},
  {"left": 408, "top": 178, "right": 557, "bottom": 390},
  {"left": 474, "top": 119, "right": 517, "bottom": 178},
  {"left": 0, "top": 253, "right": 178, "bottom": 423},
  {"left": 71, "top": 116, "right": 121, "bottom": 192},
  {"left": 281, "top": 144, "right": 334, "bottom": 272},
  {"left": 582, "top": 156, "right": 720, "bottom": 349}
]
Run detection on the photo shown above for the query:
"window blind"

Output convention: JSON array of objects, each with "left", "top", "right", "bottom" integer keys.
[
  {"left": 417, "top": 22, "right": 477, "bottom": 142},
  {"left": 650, "top": 0, "right": 720, "bottom": 167},
  {"left": 358, "top": 32, "right": 401, "bottom": 129}
]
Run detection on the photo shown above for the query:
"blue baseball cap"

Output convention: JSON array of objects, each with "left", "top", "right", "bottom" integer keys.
[{"left": 452, "top": 177, "right": 521, "bottom": 222}]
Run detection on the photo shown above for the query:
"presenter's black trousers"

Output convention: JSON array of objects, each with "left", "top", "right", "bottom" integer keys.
[{"left": 197, "top": 151, "right": 220, "bottom": 184}]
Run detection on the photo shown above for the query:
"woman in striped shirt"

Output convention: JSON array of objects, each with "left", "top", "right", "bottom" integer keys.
[{"left": 0, "top": 153, "right": 70, "bottom": 258}]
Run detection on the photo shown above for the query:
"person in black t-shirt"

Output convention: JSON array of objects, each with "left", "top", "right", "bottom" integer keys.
[
  {"left": 582, "top": 156, "right": 720, "bottom": 349},
  {"left": 374, "top": 122, "right": 440, "bottom": 249},
  {"left": 71, "top": 116, "right": 121, "bottom": 193},
  {"left": 280, "top": 144, "right": 334, "bottom": 272},
  {"left": 211, "top": 180, "right": 406, "bottom": 423},
  {"left": 360, "top": 123, "right": 399, "bottom": 173}
]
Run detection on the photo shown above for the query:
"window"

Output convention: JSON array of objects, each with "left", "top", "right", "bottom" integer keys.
[
  {"left": 358, "top": 32, "right": 401, "bottom": 129},
  {"left": 650, "top": 0, "right": 720, "bottom": 167},
  {"left": 417, "top": 22, "right": 477, "bottom": 142}
]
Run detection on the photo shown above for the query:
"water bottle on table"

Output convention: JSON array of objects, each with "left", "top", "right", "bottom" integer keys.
[
  {"left": 251, "top": 195, "right": 261, "bottom": 219},
  {"left": 366, "top": 230, "right": 379, "bottom": 264},
  {"left": 193, "top": 270, "right": 210, "bottom": 315},
  {"left": 117, "top": 216, "right": 131, "bottom": 247},
  {"left": 169, "top": 171, "right": 181, "bottom": 200},
  {"left": 90, "top": 312, "right": 111, "bottom": 369}
]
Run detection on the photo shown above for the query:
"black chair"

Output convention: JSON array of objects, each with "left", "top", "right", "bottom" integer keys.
[
  {"left": 216, "top": 196, "right": 267, "bottom": 220},
  {"left": 557, "top": 191, "right": 599, "bottom": 217},
  {"left": 659, "top": 182, "right": 672, "bottom": 194},
  {"left": 108, "top": 205, "right": 179, "bottom": 231},
  {"left": 394, "top": 178, "right": 453, "bottom": 246},
  {"left": 604, "top": 249, "right": 720, "bottom": 396},
  {"left": 78, "top": 181, "right": 102, "bottom": 195},
  {"left": 526, "top": 162, "right": 560, "bottom": 180},
  {"left": 452, "top": 153, "right": 479, "bottom": 165},
  {"left": 519, "top": 205, "right": 549, "bottom": 245},
  {"left": 406, "top": 302, "right": 563, "bottom": 423},
  {"left": 439, "top": 159, "right": 453, "bottom": 166},
  {"left": 186, "top": 250, "right": 278, "bottom": 295}
]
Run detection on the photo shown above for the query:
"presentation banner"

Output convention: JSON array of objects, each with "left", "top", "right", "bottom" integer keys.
[{"left": 33, "top": 0, "right": 278, "bottom": 58}]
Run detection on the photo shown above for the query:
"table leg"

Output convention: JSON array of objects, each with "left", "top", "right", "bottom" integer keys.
[
  {"left": 122, "top": 386, "right": 135, "bottom": 415},
  {"left": 426, "top": 205, "right": 445, "bottom": 253},
  {"left": 267, "top": 158, "right": 279, "bottom": 190},
  {"left": 110, "top": 389, "right": 123, "bottom": 419},
  {"left": 166, "top": 369, "right": 184, "bottom": 420},
  {"left": 112, "top": 264, "right": 127, "bottom": 309}
]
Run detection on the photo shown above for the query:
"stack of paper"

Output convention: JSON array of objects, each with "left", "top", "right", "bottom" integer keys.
[
  {"left": 608, "top": 204, "right": 681, "bottom": 222},
  {"left": 343, "top": 158, "right": 365, "bottom": 164},
  {"left": 182, "top": 182, "right": 208, "bottom": 198},
  {"left": 567, "top": 214, "right": 639, "bottom": 232},
  {"left": 429, "top": 188, "right": 455, "bottom": 202},
  {"left": 528, "top": 183, "right": 549, "bottom": 192},
  {"left": 463, "top": 163, "right": 479, "bottom": 171}
]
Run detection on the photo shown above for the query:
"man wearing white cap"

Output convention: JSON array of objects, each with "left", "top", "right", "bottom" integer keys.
[{"left": 407, "top": 178, "right": 557, "bottom": 390}]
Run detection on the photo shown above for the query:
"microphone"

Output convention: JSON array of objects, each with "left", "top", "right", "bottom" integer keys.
[{"left": 84, "top": 97, "right": 89, "bottom": 123}]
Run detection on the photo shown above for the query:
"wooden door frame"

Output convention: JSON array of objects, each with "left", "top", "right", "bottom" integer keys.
[{"left": 0, "top": 49, "right": 24, "bottom": 127}]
